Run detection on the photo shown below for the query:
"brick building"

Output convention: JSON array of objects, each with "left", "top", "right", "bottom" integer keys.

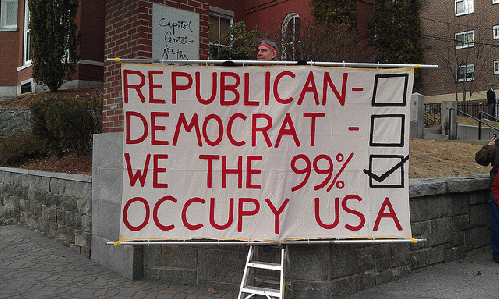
[
  {"left": 0, "top": 0, "right": 105, "bottom": 99},
  {"left": 102, "top": 0, "right": 375, "bottom": 132},
  {"left": 420, "top": 0, "right": 499, "bottom": 102}
]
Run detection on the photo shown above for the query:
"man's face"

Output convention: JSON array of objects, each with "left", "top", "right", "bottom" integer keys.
[{"left": 257, "top": 44, "right": 276, "bottom": 61}]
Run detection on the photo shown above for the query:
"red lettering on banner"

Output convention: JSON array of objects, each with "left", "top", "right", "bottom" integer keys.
[
  {"left": 148, "top": 71, "right": 165, "bottom": 104},
  {"left": 274, "top": 71, "right": 295, "bottom": 104},
  {"left": 314, "top": 197, "right": 340, "bottom": 229},
  {"left": 220, "top": 72, "right": 240, "bottom": 106},
  {"left": 210, "top": 197, "right": 234, "bottom": 230},
  {"left": 298, "top": 71, "right": 319, "bottom": 105},
  {"left": 182, "top": 197, "right": 205, "bottom": 230},
  {"left": 202, "top": 114, "right": 223, "bottom": 146},
  {"left": 153, "top": 195, "right": 176, "bottom": 231},
  {"left": 123, "top": 70, "right": 146, "bottom": 104},
  {"left": 200, "top": 155, "right": 262, "bottom": 189},
  {"left": 124, "top": 153, "right": 150, "bottom": 187},
  {"left": 265, "top": 198, "right": 290, "bottom": 234},
  {"left": 151, "top": 112, "right": 169, "bottom": 145},
  {"left": 373, "top": 197, "right": 403, "bottom": 231},
  {"left": 265, "top": 71, "right": 271, "bottom": 105},
  {"left": 173, "top": 113, "right": 202, "bottom": 146},
  {"left": 252, "top": 114, "right": 272, "bottom": 147},
  {"left": 227, "top": 113, "right": 247, "bottom": 146},
  {"left": 153, "top": 154, "right": 169, "bottom": 188},
  {"left": 323, "top": 72, "right": 347, "bottom": 106},
  {"left": 246, "top": 156, "right": 262, "bottom": 189},
  {"left": 171, "top": 72, "right": 193, "bottom": 104},
  {"left": 342, "top": 195, "right": 365, "bottom": 231},
  {"left": 275, "top": 113, "right": 300, "bottom": 148},
  {"left": 123, "top": 197, "right": 150, "bottom": 231},
  {"left": 238, "top": 198, "right": 260, "bottom": 232},
  {"left": 303, "top": 112, "right": 325, "bottom": 146},
  {"left": 199, "top": 155, "right": 219, "bottom": 188},
  {"left": 195, "top": 71, "right": 217, "bottom": 105},
  {"left": 222, "top": 155, "right": 243, "bottom": 188},
  {"left": 126, "top": 111, "right": 148, "bottom": 144},
  {"left": 244, "top": 73, "right": 259, "bottom": 106}
]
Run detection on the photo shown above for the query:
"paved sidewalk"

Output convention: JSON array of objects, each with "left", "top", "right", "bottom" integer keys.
[
  {"left": 345, "top": 250, "right": 499, "bottom": 299},
  {"left": 2, "top": 223, "right": 499, "bottom": 299},
  {"left": 0, "top": 224, "right": 239, "bottom": 299}
]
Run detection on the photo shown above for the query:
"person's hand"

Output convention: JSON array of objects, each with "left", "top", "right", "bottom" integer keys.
[{"left": 489, "top": 137, "right": 497, "bottom": 145}]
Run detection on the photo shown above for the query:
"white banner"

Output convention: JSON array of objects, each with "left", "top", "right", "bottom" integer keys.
[{"left": 120, "top": 64, "right": 414, "bottom": 242}]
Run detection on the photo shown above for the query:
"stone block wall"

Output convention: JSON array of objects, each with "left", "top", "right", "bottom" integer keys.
[
  {"left": 139, "top": 174, "right": 491, "bottom": 298},
  {"left": 0, "top": 109, "right": 31, "bottom": 139},
  {"left": 0, "top": 167, "right": 92, "bottom": 257}
]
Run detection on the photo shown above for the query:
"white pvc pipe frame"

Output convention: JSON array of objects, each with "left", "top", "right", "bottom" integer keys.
[
  {"left": 107, "top": 58, "right": 438, "bottom": 69},
  {"left": 105, "top": 57, "right": 432, "bottom": 246},
  {"left": 106, "top": 239, "right": 426, "bottom": 246}
]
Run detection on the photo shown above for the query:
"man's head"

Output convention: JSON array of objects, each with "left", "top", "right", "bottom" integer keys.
[{"left": 257, "top": 40, "right": 278, "bottom": 61}]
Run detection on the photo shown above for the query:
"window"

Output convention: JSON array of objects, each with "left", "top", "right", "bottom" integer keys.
[
  {"left": 455, "top": 0, "right": 474, "bottom": 16},
  {"left": 23, "top": 0, "right": 31, "bottom": 64},
  {"left": 455, "top": 30, "right": 474, "bottom": 49},
  {"left": 494, "top": 26, "right": 499, "bottom": 39},
  {"left": 208, "top": 7, "right": 233, "bottom": 59},
  {"left": 494, "top": 0, "right": 499, "bottom": 4},
  {"left": 495, "top": 61, "right": 499, "bottom": 75},
  {"left": 281, "top": 13, "right": 300, "bottom": 61},
  {"left": 0, "top": 0, "right": 17, "bottom": 30},
  {"left": 457, "top": 64, "right": 474, "bottom": 82}
]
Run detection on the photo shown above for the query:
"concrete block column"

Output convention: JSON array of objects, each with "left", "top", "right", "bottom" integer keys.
[{"left": 441, "top": 99, "right": 457, "bottom": 139}]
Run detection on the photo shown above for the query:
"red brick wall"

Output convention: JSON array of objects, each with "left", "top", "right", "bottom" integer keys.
[
  {"left": 420, "top": 0, "right": 499, "bottom": 97},
  {"left": 0, "top": 31, "right": 19, "bottom": 86},
  {"left": 103, "top": 0, "right": 209, "bottom": 133}
]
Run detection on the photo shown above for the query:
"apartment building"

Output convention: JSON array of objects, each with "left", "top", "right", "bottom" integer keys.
[
  {"left": 0, "top": 0, "right": 105, "bottom": 99},
  {"left": 420, "top": 0, "right": 499, "bottom": 101}
]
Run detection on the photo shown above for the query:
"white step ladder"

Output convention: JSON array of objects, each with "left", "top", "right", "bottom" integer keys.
[{"left": 238, "top": 245, "right": 287, "bottom": 299}]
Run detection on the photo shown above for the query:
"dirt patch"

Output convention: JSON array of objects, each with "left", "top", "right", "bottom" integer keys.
[
  {"left": 409, "top": 138, "right": 491, "bottom": 178},
  {"left": 0, "top": 88, "right": 103, "bottom": 109}
]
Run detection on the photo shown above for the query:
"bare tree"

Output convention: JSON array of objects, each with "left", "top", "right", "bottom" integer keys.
[
  {"left": 439, "top": 17, "right": 494, "bottom": 101},
  {"left": 273, "top": 21, "right": 377, "bottom": 63}
]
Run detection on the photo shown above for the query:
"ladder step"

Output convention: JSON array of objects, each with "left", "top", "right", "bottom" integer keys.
[
  {"left": 241, "top": 285, "right": 281, "bottom": 297},
  {"left": 247, "top": 261, "right": 282, "bottom": 271},
  {"left": 255, "top": 277, "right": 280, "bottom": 285}
]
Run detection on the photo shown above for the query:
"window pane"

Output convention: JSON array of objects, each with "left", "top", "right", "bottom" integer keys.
[
  {"left": 219, "top": 17, "right": 230, "bottom": 41},
  {"left": 456, "top": 1, "right": 465, "bottom": 14},
  {"left": 1, "top": 0, "right": 18, "bottom": 28},
  {"left": 209, "top": 15, "right": 220, "bottom": 43},
  {"left": 5, "top": 2, "right": 17, "bottom": 26}
]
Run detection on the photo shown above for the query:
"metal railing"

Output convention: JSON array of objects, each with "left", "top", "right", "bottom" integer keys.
[
  {"left": 424, "top": 103, "right": 441, "bottom": 127},
  {"left": 449, "top": 107, "right": 499, "bottom": 140}
]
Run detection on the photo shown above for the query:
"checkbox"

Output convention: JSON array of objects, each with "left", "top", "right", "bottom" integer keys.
[
  {"left": 364, "top": 155, "right": 407, "bottom": 188},
  {"left": 369, "top": 114, "right": 405, "bottom": 147},
  {"left": 371, "top": 74, "right": 409, "bottom": 107}
]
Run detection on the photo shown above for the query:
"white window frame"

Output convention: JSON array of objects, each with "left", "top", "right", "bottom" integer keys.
[
  {"left": 457, "top": 64, "right": 474, "bottom": 82},
  {"left": 208, "top": 6, "right": 233, "bottom": 44},
  {"left": 455, "top": 30, "right": 474, "bottom": 49},
  {"left": 494, "top": 0, "right": 499, "bottom": 4},
  {"left": 455, "top": 0, "right": 474, "bottom": 16},
  {"left": 494, "top": 25, "right": 499, "bottom": 39},
  {"left": 495, "top": 61, "right": 499, "bottom": 74},
  {"left": 281, "top": 13, "right": 300, "bottom": 61},
  {"left": 0, "top": 0, "right": 18, "bottom": 30},
  {"left": 23, "top": 0, "right": 31, "bottom": 65}
]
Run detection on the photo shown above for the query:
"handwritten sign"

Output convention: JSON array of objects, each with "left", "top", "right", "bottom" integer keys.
[
  {"left": 120, "top": 64, "right": 414, "bottom": 242},
  {"left": 152, "top": 3, "right": 199, "bottom": 60}
]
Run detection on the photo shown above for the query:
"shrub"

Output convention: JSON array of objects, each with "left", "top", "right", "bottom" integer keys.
[
  {"left": 0, "top": 131, "right": 41, "bottom": 166},
  {"left": 30, "top": 98, "right": 102, "bottom": 156}
]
